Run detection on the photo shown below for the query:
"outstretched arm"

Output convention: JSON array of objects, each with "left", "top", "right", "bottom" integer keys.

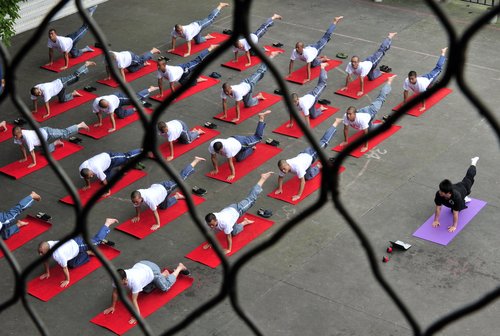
[
  {"left": 62, "top": 52, "right": 69, "bottom": 70},
  {"left": 288, "top": 60, "right": 294, "bottom": 75},
  {"left": 403, "top": 90, "right": 409, "bottom": 103},
  {"left": 103, "top": 288, "right": 119, "bottom": 315},
  {"left": 448, "top": 210, "right": 459, "bottom": 232},
  {"left": 293, "top": 177, "right": 306, "bottom": 201},
  {"left": 48, "top": 48, "right": 54, "bottom": 65},
  {"left": 227, "top": 157, "right": 236, "bottom": 181},
  {"left": 245, "top": 51, "right": 252, "bottom": 66},
  {"left": 185, "top": 40, "right": 192, "bottom": 57},
  {"left": 224, "top": 233, "right": 233, "bottom": 254},
  {"left": 128, "top": 293, "right": 141, "bottom": 324},
  {"left": 60, "top": 266, "right": 70, "bottom": 287},
  {"left": 432, "top": 205, "right": 441, "bottom": 228}
]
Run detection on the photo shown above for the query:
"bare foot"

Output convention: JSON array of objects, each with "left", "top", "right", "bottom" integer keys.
[
  {"left": 218, "top": 2, "right": 230, "bottom": 10},
  {"left": 333, "top": 16, "right": 344, "bottom": 25},
  {"left": 151, "top": 47, "right": 161, "bottom": 54},
  {"left": 272, "top": 13, "right": 282, "bottom": 20},
  {"left": 269, "top": 51, "right": 282, "bottom": 58},
  {"left": 104, "top": 218, "right": 119, "bottom": 227},
  {"left": 319, "top": 105, "right": 328, "bottom": 112},
  {"left": 85, "top": 61, "right": 96, "bottom": 67},
  {"left": 240, "top": 217, "right": 255, "bottom": 226},
  {"left": 386, "top": 74, "right": 397, "bottom": 85},
  {"left": 197, "top": 77, "right": 208, "bottom": 83},
  {"left": 31, "top": 191, "right": 42, "bottom": 201},
  {"left": 388, "top": 32, "right": 398, "bottom": 39},
  {"left": 148, "top": 86, "right": 159, "bottom": 93},
  {"left": 150, "top": 224, "right": 160, "bottom": 231},
  {"left": 205, "top": 34, "right": 215, "bottom": 40},
  {"left": 317, "top": 162, "right": 323, "bottom": 169},
  {"left": 54, "top": 139, "right": 64, "bottom": 147},
  {"left": 72, "top": 90, "right": 83, "bottom": 97},
  {"left": 16, "top": 220, "right": 29, "bottom": 228},
  {"left": 174, "top": 192, "right": 185, "bottom": 200},
  {"left": 195, "top": 128, "right": 205, "bottom": 135},
  {"left": 332, "top": 117, "right": 343, "bottom": 128},
  {"left": 77, "top": 121, "right": 90, "bottom": 131},
  {"left": 258, "top": 110, "right": 272, "bottom": 121},
  {"left": 0, "top": 121, "right": 7, "bottom": 132},
  {"left": 257, "top": 171, "right": 274, "bottom": 186},
  {"left": 208, "top": 44, "right": 220, "bottom": 52},
  {"left": 191, "top": 156, "right": 206, "bottom": 167},
  {"left": 441, "top": 47, "right": 448, "bottom": 56},
  {"left": 320, "top": 62, "right": 328, "bottom": 69},
  {"left": 255, "top": 92, "right": 266, "bottom": 100}
]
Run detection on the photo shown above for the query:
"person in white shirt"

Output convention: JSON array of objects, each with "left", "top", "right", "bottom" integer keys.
[
  {"left": 105, "top": 48, "right": 161, "bottom": 81},
  {"left": 12, "top": 122, "right": 89, "bottom": 168},
  {"left": 0, "top": 191, "right": 41, "bottom": 240},
  {"left": 231, "top": 14, "right": 282, "bottom": 66},
  {"left": 157, "top": 120, "right": 205, "bottom": 161},
  {"left": 289, "top": 62, "right": 329, "bottom": 128},
  {"left": 340, "top": 75, "right": 396, "bottom": 153},
  {"left": 38, "top": 218, "right": 118, "bottom": 288},
  {"left": 30, "top": 61, "right": 96, "bottom": 118},
  {"left": 403, "top": 47, "right": 448, "bottom": 112},
  {"left": 168, "top": 2, "right": 230, "bottom": 57},
  {"left": 340, "top": 32, "right": 397, "bottom": 97},
  {"left": 209, "top": 110, "right": 271, "bottom": 181},
  {"left": 204, "top": 171, "right": 273, "bottom": 254},
  {"left": 289, "top": 16, "right": 343, "bottom": 83},
  {"left": 276, "top": 118, "right": 343, "bottom": 201},
  {"left": 46, "top": 5, "right": 97, "bottom": 70},
  {"left": 130, "top": 156, "right": 205, "bottom": 231},
  {"left": 79, "top": 148, "right": 142, "bottom": 195},
  {"left": 92, "top": 86, "right": 159, "bottom": 133},
  {"left": 103, "top": 260, "right": 190, "bottom": 325}
]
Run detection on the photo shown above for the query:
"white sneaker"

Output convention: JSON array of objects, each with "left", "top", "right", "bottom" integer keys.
[
  {"left": 471, "top": 157, "right": 479, "bottom": 166},
  {"left": 464, "top": 196, "right": 472, "bottom": 203}
]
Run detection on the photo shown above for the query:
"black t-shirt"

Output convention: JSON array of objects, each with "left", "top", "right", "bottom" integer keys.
[{"left": 434, "top": 184, "right": 468, "bottom": 211}]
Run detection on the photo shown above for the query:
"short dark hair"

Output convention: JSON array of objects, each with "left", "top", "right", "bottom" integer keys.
[
  {"left": 290, "top": 93, "right": 299, "bottom": 101},
  {"left": 80, "top": 168, "right": 91, "bottom": 178},
  {"left": 12, "top": 126, "right": 21, "bottom": 136},
  {"left": 205, "top": 213, "right": 216, "bottom": 223},
  {"left": 346, "top": 106, "right": 357, "bottom": 114},
  {"left": 30, "top": 87, "right": 38, "bottom": 96},
  {"left": 222, "top": 83, "right": 230, "bottom": 92},
  {"left": 157, "top": 121, "right": 167, "bottom": 133},
  {"left": 213, "top": 141, "right": 223, "bottom": 153},
  {"left": 408, "top": 70, "right": 417, "bottom": 78},
  {"left": 278, "top": 159, "right": 286, "bottom": 169},
  {"left": 174, "top": 24, "right": 182, "bottom": 31},
  {"left": 117, "top": 269, "right": 127, "bottom": 280},
  {"left": 130, "top": 190, "right": 141, "bottom": 200},
  {"left": 98, "top": 99, "right": 107, "bottom": 108},
  {"left": 439, "top": 179, "right": 453, "bottom": 194},
  {"left": 48, "top": 28, "right": 56, "bottom": 34}
]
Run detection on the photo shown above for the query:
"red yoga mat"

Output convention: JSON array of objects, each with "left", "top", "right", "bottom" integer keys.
[
  {"left": 392, "top": 88, "right": 452, "bottom": 117},
  {"left": 272, "top": 104, "right": 340, "bottom": 139},
  {"left": 32, "top": 91, "right": 98, "bottom": 122},
  {"left": 168, "top": 32, "right": 229, "bottom": 57},
  {"left": 221, "top": 46, "right": 285, "bottom": 71},
  {"left": 213, "top": 92, "right": 282, "bottom": 125},
  {"left": 334, "top": 72, "right": 393, "bottom": 99},
  {"left": 158, "top": 127, "right": 220, "bottom": 160},
  {"left": 0, "top": 123, "right": 14, "bottom": 143},
  {"left": 332, "top": 121, "right": 402, "bottom": 158},
  {"left": 0, "top": 216, "right": 51, "bottom": 258},
  {"left": 267, "top": 163, "right": 346, "bottom": 205},
  {"left": 40, "top": 48, "right": 103, "bottom": 73},
  {"left": 205, "top": 143, "right": 282, "bottom": 184},
  {"left": 59, "top": 170, "right": 147, "bottom": 206},
  {"left": 79, "top": 108, "right": 153, "bottom": 139},
  {"left": 28, "top": 245, "right": 120, "bottom": 302},
  {"left": 90, "top": 274, "right": 193, "bottom": 335},
  {"left": 115, "top": 195, "right": 206, "bottom": 239},
  {"left": 285, "top": 59, "right": 342, "bottom": 85},
  {"left": 185, "top": 213, "right": 274, "bottom": 268},
  {"left": 149, "top": 76, "right": 220, "bottom": 103},
  {"left": 0, "top": 141, "right": 84, "bottom": 179},
  {"left": 96, "top": 61, "right": 158, "bottom": 88}
]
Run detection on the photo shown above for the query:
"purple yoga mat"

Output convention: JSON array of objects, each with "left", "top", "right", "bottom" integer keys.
[{"left": 413, "top": 198, "right": 487, "bottom": 246}]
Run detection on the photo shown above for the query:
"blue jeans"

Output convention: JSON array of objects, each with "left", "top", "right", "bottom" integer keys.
[
  {"left": 242, "top": 63, "right": 267, "bottom": 107},
  {"left": 127, "top": 51, "right": 153, "bottom": 73},
  {"left": 68, "top": 224, "right": 111, "bottom": 268},
  {"left": 357, "top": 83, "right": 392, "bottom": 129},
  {"left": 422, "top": 55, "right": 446, "bottom": 85},
  {"left": 178, "top": 49, "right": 210, "bottom": 86},
  {"left": 193, "top": 7, "right": 221, "bottom": 44},
  {"left": 176, "top": 120, "right": 200, "bottom": 144},
  {"left": 254, "top": 17, "right": 275, "bottom": 38},
  {"left": 114, "top": 88, "right": 151, "bottom": 118},
  {"left": 302, "top": 125, "right": 338, "bottom": 180},
  {"left": 139, "top": 260, "right": 176, "bottom": 293},
  {"left": 104, "top": 148, "right": 142, "bottom": 179},
  {"left": 67, "top": 23, "right": 89, "bottom": 57},
  {"left": 232, "top": 121, "right": 266, "bottom": 161},
  {"left": 307, "top": 68, "right": 328, "bottom": 119},
  {"left": 158, "top": 163, "right": 195, "bottom": 210},
  {"left": 310, "top": 23, "right": 337, "bottom": 67},
  {"left": 41, "top": 124, "right": 78, "bottom": 152},
  {"left": 57, "top": 64, "right": 89, "bottom": 102},
  {"left": 364, "top": 37, "right": 392, "bottom": 80},
  {"left": 0, "top": 195, "right": 34, "bottom": 240},
  {"left": 229, "top": 183, "right": 263, "bottom": 221}
]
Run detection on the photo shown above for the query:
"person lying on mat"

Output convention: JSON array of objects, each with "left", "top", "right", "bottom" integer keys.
[
  {"left": 289, "top": 62, "right": 329, "bottom": 128},
  {"left": 46, "top": 5, "right": 97, "bottom": 70},
  {"left": 288, "top": 16, "right": 343, "bottom": 83},
  {"left": 0, "top": 191, "right": 41, "bottom": 240},
  {"left": 79, "top": 148, "right": 143, "bottom": 196},
  {"left": 91, "top": 86, "right": 158, "bottom": 133},
  {"left": 157, "top": 120, "right": 205, "bottom": 161},
  {"left": 204, "top": 171, "right": 273, "bottom": 254},
  {"left": 38, "top": 218, "right": 118, "bottom": 288},
  {"left": 103, "top": 260, "right": 190, "bottom": 325},
  {"left": 104, "top": 48, "right": 161, "bottom": 81},
  {"left": 30, "top": 61, "right": 96, "bottom": 118},
  {"left": 276, "top": 119, "right": 342, "bottom": 201},
  {"left": 340, "top": 32, "right": 397, "bottom": 97},
  {"left": 157, "top": 45, "right": 218, "bottom": 95},
  {"left": 130, "top": 157, "right": 205, "bottom": 231},
  {"left": 340, "top": 75, "right": 396, "bottom": 153},
  {"left": 231, "top": 14, "right": 282, "bottom": 66},
  {"left": 209, "top": 111, "right": 271, "bottom": 181},
  {"left": 403, "top": 47, "right": 448, "bottom": 112},
  {"left": 433, "top": 157, "right": 479, "bottom": 233},
  {"left": 12, "top": 122, "right": 90, "bottom": 168},
  {"left": 168, "top": 2, "right": 229, "bottom": 57}
]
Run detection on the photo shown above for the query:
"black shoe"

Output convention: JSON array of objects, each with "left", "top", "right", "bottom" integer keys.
[
  {"left": 272, "top": 42, "right": 283, "bottom": 48},
  {"left": 68, "top": 136, "right": 82, "bottom": 144},
  {"left": 222, "top": 29, "right": 233, "bottom": 35},
  {"left": 273, "top": 88, "right": 283, "bottom": 95},
  {"left": 36, "top": 212, "right": 52, "bottom": 221},
  {"left": 192, "top": 186, "right": 207, "bottom": 196},
  {"left": 257, "top": 208, "right": 273, "bottom": 218},
  {"left": 83, "top": 85, "right": 97, "bottom": 92},
  {"left": 336, "top": 52, "right": 348, "bottom": 59},
  {"left": 180, "top": 269, "right": 191, "bottom": 276},
  {"left": 317, "top": 99, "right": 331, "bottom": 105},
  {"left": 204, "top": 121, "right": 217, "bottom": 129},
  {"left": 13, "top": 118, "right": 27, "bottom": 126},
  {"left": 103, "top": 239, "right": 115, "bottom": 247},
  {"left": 141, "top": 101, "right": 152, "bottom": 108},
  {"left": 265, "top": 138, "right": 280, "bottom": 147},
  {"left": 382, "top": 114, "right": 389, "bottom": 122},
  {"left": 209, "top": 72, "right": 221, "bottom": 79}
]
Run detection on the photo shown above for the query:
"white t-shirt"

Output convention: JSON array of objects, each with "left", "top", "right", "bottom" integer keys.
[
  {"left": 346, "top": 61, "right": 373, "bottom": 77},
  {"left": 290, "top": 47, "right": 318, "bottom": 63},
  {"left": 92, "top": 95, "right": 121, "bottom": 114},
  {"left": 298, "top": 94, "right": 316, "bottom": 116},
  {"left": 136, "top": 184, "right": 168, "bottom": 211},
  {"left": 47, "top": 36, "right": 73, "bottom": 53},
  {"left": 233, "top": 34, "right": 258, "bottom": 52},
  {"left": 112, "top": 51, "right": 132, "bottom": 69},
  {"left": 403, "top": 77, "right": 431, "bottom": 93},
  {"left": 343, "top": 113, "right": 372, "bottom": 131},
  {"left": 220, "top": 83, "right": 251, "bottom": 101},
  {"left": 124, "top": 263, "right": 154, "bottom": 294},
  {"left": 48, "top": 240, "right": 79, "bottom": 268},
  {"left": 13, "top": 129, "right": 48, "bottom": 152},
  {"left": 160, "top": 120, "right": 183, "bottom": 142},
  {"left": 79, "top": 152, "right": 112, "bottom": 181},
  {"left": 208, "top": 138, "right": 242, "bottom": 158},
  {"left": 157, "top": 65, "right": 184, "bottom": 82},
  {"left": 31, "top": 79, "right": 63, "bottom": 102},
  {"left": 279, "top": 153, "right": 313, "bottom": 179},
  {"left": 214, "top": 207, "right": 240, "bottom": 234},
  {"left": 171, "top": 23, "right": 201, "bottom": 41}
]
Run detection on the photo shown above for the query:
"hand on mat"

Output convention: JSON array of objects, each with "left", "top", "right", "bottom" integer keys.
[
  {"left": 40, "top": 272, "right": 50, "bottom": 280},
  {"left": 131, "top": 216, "right": 140, "bottom": 223},
  {"left": 303, "top": 78, "right": 310, "bottom": 84},
  {"left": 447, "top": 225, "right": 457, "bottom": 233},
  {"left": 286, "top": 122, "right": 294, "bottom": 128},
  {"left": 60, "top": 66, "right": 68, "bottom": 71},
  {"left": 245, "top": 62, "right": 251, "bottom": 67},
  {"left": 356, "top": 91, "right": 364, "bottom": 97},
  {"left": 166, "top": 155, "right": 174, "bottom": 162},
  {"left": 292, "top": 195, "right": 301, "bottom": 201},
  {"left": 223, "top": 248, "right": 231, "bottom": 255},
  {"left": 19, "top": 157, "right": 27, "bottom": 163},
  {"left": 360, "top": 146, "right": 369, "bottom": 153},
  {"left": 227, "top": 174, "right": 235, "bottom": 181},
  {"left": 93, "top": 122, "right": 102, "bottom": 127},
  {"left": 432, "top": 220, "right": 440, "bottom": 228},
  {"left": 103, "top": 307, "right": 115, "bottom": 315},
  {"left": 129, "top": 317, "right": 137, "bottom": 325},
  {"left": 28, "top": 162, "right": 37, "bottom": 169},
  {"left": 60, "top": 280, "right": 70, "bottom": 288},
  {"left": 46, "top": 62, "right": 53, "bottom": 66},
  {"left": 150, "top": 224, "right": 160, "bottom": 231},
  {"left": 210, "top": 169, "right": 219, "bottom": 175},
  {"left": 419, "top": 106, "right": 426, "bottom": 112},
  {"left": 82, "top": 185, "right": 91, "bottom": 191},
  {"left": 203, "top": 243, "right": 211, "bottom": 250},
  {"left": 340, "top": 86, "right": 348, "bottom": 92},
  {"left": 108, "top": 128, "right": 116, "bottom": 133},
  {"left": 103, "top": 190, "right": 111, "bottom": 197},
  {"left": 274, "top": 189, "right": 283, "bottom": 195},
  {"left": 339, "top": 141, "right": 348, "bottom": 147}
]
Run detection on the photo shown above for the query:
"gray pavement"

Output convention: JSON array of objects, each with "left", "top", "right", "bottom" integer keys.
[{"left": 0, "top": 0, "right": 499, "bottom": 335}]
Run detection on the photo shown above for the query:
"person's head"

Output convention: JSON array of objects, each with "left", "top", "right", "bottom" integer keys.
[
  {"left": 205, "top": 213, "right": 217, "bottom": 228},
  {"left": 12, "top": 126, "right": 23, "bottom": 140},
  {"left": 222, "top": 83, "right": 232, "bottom": 96},
  {"left": 157, "top": 121, "right": 168, "bottom": 134},
  {"left": 117, "top": 268, "right": 128, "bottom": 286},
  {"left": 234, "top": 40, "right": 244, "bottom": 49},
  {"left": 408, "top": 70, "right": 417, "bottom": 84},
  {"left": 278, "top": 159, "right": 291, "bottom": 174},
  {"left": 295, "top": 42, "right": 304, "bottom": 54},
  {"left": 38, "top": 241, "right": 50, "bottom": 255},
  {"left": 213, "top": 141, "right": 223, "bottom": 154},
  {"left": 130, "top": 190, "right": 143, "bottom": 206},
  {"left": 48, "top": 29, "right": 57, "bottom": 42},
  {"left": 80, "top": 168, "right": 94, "bottom": 179},
  {"left": 350, "top": 56, "right": 360, "bottom": 70},
  {"left": 174, "top": 24, "right": 183, "bottom": 34},
  {"left": 98, "top": 99, "right": 109, "bottom": 109},
  {"left": 30, "top": 87, "right": 42, "bottom": 97},
  {"left": 345, "top": 106, "right": 357, "bottom": 122},
  {"left": 157, "top": 56, "right": 169, "bottom": 72},
  {"left": 291, "top": 93, "right": 299, "bottom": 105},
  {"left": 438, "top": 179, "right": 453, "bottom": 199}
]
